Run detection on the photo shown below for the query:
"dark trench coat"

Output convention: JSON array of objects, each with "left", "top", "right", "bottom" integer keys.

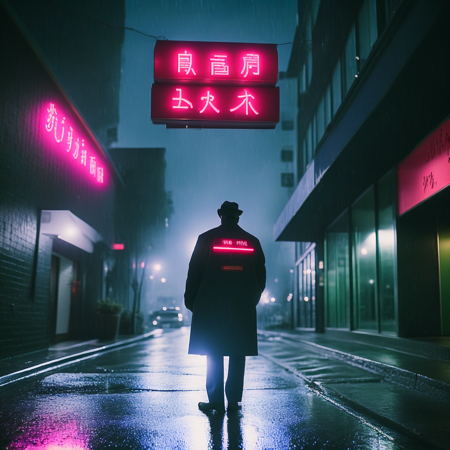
[{"left": 184, "top": 220, "right": 266, "bottom": 356}]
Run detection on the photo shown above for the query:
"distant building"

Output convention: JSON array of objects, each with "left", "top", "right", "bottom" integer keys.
[{"left": 276, "top": 0, "right": 450, "bottom": 339}]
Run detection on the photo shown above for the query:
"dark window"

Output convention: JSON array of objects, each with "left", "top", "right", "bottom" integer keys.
[
  {"left": 282, "top": 120, "right": 294, "bottom": 131},
  {"left": 281, "top": 173, "right": 294, "bottom": 187},
  {"left": 281, "top": 149, "right": 293, "bottom": 162}
]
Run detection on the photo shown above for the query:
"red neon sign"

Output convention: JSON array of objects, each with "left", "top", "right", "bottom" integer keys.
[
  {"left": 112, "top": 243, "right": 125, "bottom": 250},
  {"left": 213, "top": 239, "right": 255, "bottom": 253},
  {"left": 398, "top": 116, "right": 450, "bottom": 215},
  {"left": 151, "top": 85, "right": 279, "bottom": 128},
  {"left": 154, "top": 41, "right": 278, "bottom": 85},
  {"left": 44, "top": 103, "right": 106, "bottom": 184}
]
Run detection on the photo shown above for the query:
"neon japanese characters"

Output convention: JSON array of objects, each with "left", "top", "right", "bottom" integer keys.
[
  {"left": 44, "top": 103, "right": 105, "bottom": 184},
  {"left": 151, "top": 40, "right": 279, "bottom": 129}
]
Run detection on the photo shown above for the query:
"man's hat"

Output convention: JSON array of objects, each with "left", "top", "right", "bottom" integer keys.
[{"left": 217, "top": 201, "right": 243, "bottom": 218}]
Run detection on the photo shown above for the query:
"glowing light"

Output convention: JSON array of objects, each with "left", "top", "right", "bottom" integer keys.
[
  {"left": 153, "top": 320, "right": 158, "bottom": 325},
  {"left": 154, "top": 264, "right": 161, "bottom": 271},
  {"left": 80, "top": 149, "right": 87, "bottom": 166},
  {"left": 199, "top": 90, "right": 220, "bottom": 113},
  {"left": 178, "top": 313, "right": 183, "bottom": 317},
  {"left": 275, "top": 278, "right": 278, "bottom": 282},
  {"left": 163, "top": 307, "right": 167, "bottom": 311},
  {"left": 44, "top": 104, "right": 106, "bottom": 184},
  {"left": 175, "top": 307, "right": 180, "bottom": 310},
  {"left": 319, "top": 261, "right": 324, "bottom": 269},
  {"left": 361, "top": 248, "right": 368, "bottom": 255},
  {"left": 213, "top": 246, "right": 254, "bottom": 252},
  {"left": 241, "top": 53, "right": 260, "bottom": 77},
  {"left": 161, "top": 278, "right": 166, "bottom": 283},
  {"left": 290, "top": 269, "right": 294, "bottom": 273},
  {"left": 132, "top": 262, "right": 136, "bottom": 269},
  {"left": 178, "top": 51, "right": 196, "bottom": 75},
  {"left": 149, "top": 275, "right": 154, "bottom": 279},
  {"left": 304, "top": 296, "right": 309, "bottom": 302},
  {"left": 54, "top": 116, "right": 65, "bottom": 143},
  {"left": 270, "top": 297, "right": 276, "bottom": 302},
  {"left": 46, "top": 103, "right": 57, "bottom": 132},
  {"left": 67, "top": 126, "right": 73, "bottom": 152},
  {"left": 97, "top": 167, "right": 104, "bottom": 183},
  {"left": 172, "top": 88, "right": 193, "bottom": 109},
  {"left": 89, "top": 156, "right": 96, "bottom": 176},
  {"left": 369, "top": 279, "right": 374, "bottom": 284},
  {"left": 112, "top": 243, "right": 124, "bottom": 250},
  {"left": 210, "top": 54, "right": 229, "bottom": 75},
  {"left": 230, "top": 89, "right": 259, "bottom": 115},
  {"left": 140, "top": 261, "right": 145, "bottom": 269}
]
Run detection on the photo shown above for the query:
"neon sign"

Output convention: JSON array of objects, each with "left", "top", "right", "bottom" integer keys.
[
  {"left": 398, "top": 116, "right": 450, "bottom": 215},
  {"left": 151, "top": 85, "right": 279, "bottom": 128},
  {"left": 44, "top": 103, "right": 106, "bottom": 184},
  {"left": 152, "top": 40, "right": 279, "bottom": 129},
  {"left": 154, "top": 41, "right": 277, "bottom": 85},
  {"left": 213, "top": 238, "right": 255, "bottom": 253}
]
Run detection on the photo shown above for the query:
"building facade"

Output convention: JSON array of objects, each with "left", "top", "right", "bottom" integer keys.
[
  {"left": 0, "top": 5, "right": 166, "bottom": 358},
  {"left": 275, "top": 0, "right": 450, "bottom": 339}
]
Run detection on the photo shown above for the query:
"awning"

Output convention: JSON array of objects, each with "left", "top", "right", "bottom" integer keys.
[{"left": 40, "top": 210, "right": 103, "bottom": 253}]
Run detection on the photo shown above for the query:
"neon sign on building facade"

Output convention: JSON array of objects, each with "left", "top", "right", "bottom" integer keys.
[
  {"left": 151, "top": 40, "right": 279, "bottom": 129},
  {"left": 44, "top": 103, "right": 106, "bottom": 184}
]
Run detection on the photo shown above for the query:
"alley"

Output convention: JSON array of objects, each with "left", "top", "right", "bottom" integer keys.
[{"left": 0, "top": 329, "right": 431, "bottom": 450}]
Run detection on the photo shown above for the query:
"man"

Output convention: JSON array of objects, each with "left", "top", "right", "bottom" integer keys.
[{"left": 184, "top": 201, "right": 266, "bottom": 413}]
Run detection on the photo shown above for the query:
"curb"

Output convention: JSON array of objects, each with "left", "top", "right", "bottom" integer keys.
[
  {"left": 258, "top": 330, "right": 450, "bottom": 403},
  {"left": 0, "top": 329, "right": 162, "bottom": 388}
]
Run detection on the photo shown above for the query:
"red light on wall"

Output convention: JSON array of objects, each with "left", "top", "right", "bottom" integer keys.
[
  {"left": 398, "top": 117, "right": 450, "bottom": 215},
  {"left": 140, "top": 261, "right": 145, "bottom": 268},
  {"left": 151, "top": 84, "right": 279, "bottom": 129},
  {"left": 112, "top": 243, "right": 125, "bottom": 250},
  {"left": 154, "top": 40, "right": 278, "bottom": 85}
]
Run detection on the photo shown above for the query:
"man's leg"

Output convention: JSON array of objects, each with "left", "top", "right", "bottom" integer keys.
[
  {"left": 225, "top": 356, "right": 245, "bottom": 403},
  {"left": 206, "top": 354, "right": 225, "bottom": 405}
]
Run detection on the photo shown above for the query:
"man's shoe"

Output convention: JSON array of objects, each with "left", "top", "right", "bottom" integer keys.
[
  {"left": 198, "top": 402, "right": 225, "bottom": 413},
  {"left": 227, "top": 402, "right": 242, "bottom": 412}
]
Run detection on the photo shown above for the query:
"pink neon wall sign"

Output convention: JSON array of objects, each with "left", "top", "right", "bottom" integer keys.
[
  {"left": 43, "top": 103, "right": 106, "bottom": 185},
  {"left": 397, "top": 116, "right": 450, "bottom": 215}
]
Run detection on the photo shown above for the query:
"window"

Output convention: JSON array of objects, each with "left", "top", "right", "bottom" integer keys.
[
  {"left": 324, "top": 84, "right": 332, "bottom": 128},
  {"left": 344, "top": 24, "right": 357, "bottom": 95},
  {"left": 298, "top": 248, "right": 316, "bottom": 328},
  {"left": 326, "top": 211, "right": 350, "bottom": 328},
  {"left": 316, "top": 96, "right": 325, "bottom": 144},
  {"left": 352, "top": 187, "right": 378, "bottom": 331},
  {"left": 356, "top": 0, "right": 378, "bottom": 71},
  {"left": 377, "top": 172, "right": 396, "bottom": 333},
  {"left": 332, "top": 59, "right": 342, "bottom": 116}
]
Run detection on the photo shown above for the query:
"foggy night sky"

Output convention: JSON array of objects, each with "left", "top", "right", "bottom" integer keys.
[{"left": 114, "top": 0, "right": 298, "bottom": 304}]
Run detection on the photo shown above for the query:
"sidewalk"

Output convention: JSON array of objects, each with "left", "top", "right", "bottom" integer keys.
[
  {"left": 0, "top": 330, "right": 162, "bottom": 387},
  {"left": 258, "top": 328, "right": 450, "bottom": 402}
]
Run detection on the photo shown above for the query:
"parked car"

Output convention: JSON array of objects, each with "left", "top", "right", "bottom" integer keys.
[{"left": 151, "top": 307, "right": 184, "bottom": 328}]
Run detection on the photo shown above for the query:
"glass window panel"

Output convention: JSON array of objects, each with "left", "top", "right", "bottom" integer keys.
[
  {"left": 311, "top": 248, "right": 316, "bottom": 328},
  {"left": 317, "top": 96, "right": 325, "bottom": 144},
  {"left": 352, "top": 188, "right": 378, "bottom": 331},
  {"left": 377, "top": 172, "right": 396, "bottom": 333},
  {"left": 325, "top": 85, "right": 332, "bottom": 128},
  {"left": 357, "top": 0, "right": 378, "bottom": 69},
  {"left": 326, "top": 211, "right": 350, "bottom": 328},
  {"left": 332, "top": 59, "right": 342, "bottom": 116},
  {"left": 344, "top": 25, "right": 357, "bottom": 95},
  {"left": 298, "top": 261, "right": 303, "bottom": 327}
]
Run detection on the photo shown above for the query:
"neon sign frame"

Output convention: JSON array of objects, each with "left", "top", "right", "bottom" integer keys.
[{"left": 152, "top": 40, "right": 279, "bottom": 129}]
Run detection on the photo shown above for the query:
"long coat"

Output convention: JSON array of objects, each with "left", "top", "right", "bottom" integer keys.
[{"left": 184, "top": 220, "right": 266, "bottom": 356}]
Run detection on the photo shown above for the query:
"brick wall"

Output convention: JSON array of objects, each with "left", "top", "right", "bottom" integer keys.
[{"left": 0, "top": 7, "right": 117, "bottom": 358}]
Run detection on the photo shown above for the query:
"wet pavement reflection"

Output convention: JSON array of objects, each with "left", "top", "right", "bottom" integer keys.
[{"left": 1, "top": 328, "right": 420, "bottom": 449}]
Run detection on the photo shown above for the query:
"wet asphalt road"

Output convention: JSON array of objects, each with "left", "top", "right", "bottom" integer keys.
[{"left": 0, "top": 328, "right": 428, "bottom": 449}]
